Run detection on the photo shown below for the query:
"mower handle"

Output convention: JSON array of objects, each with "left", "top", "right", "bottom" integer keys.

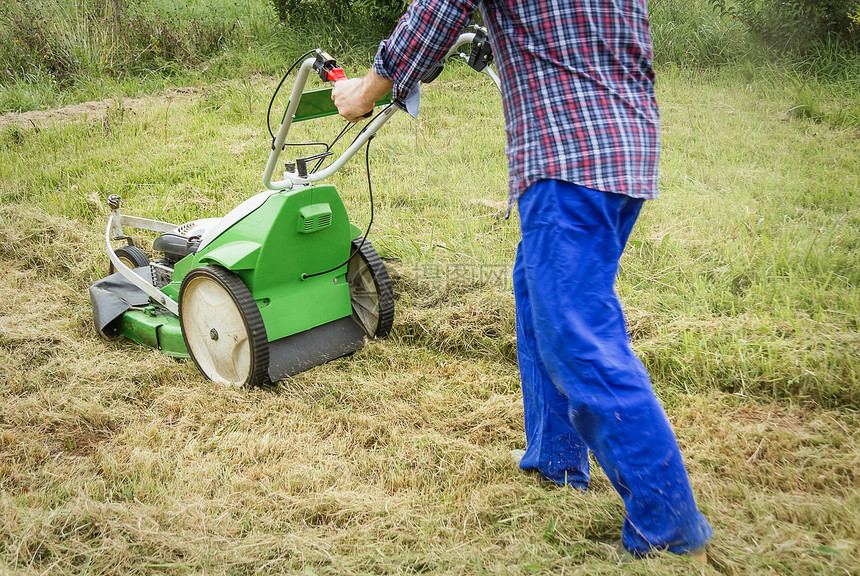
[{"left": 262, "top": 32, "right": 500, "bottom": 192}]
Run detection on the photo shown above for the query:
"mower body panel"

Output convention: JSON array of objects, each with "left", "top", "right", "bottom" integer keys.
[
  {"left": 169, "top": 184, "right": 355, "bottom": 343},
  {"left": 117, "top": 307, "right": 189, "bottom": 358}
]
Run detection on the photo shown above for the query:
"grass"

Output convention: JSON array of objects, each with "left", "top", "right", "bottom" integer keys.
[
  {"left": 648, "top": 0, "right": 749, "bottom": 67},
  {"left": 0, "top": 0, "right": 395, "bottom": 114},
  {"left": 1, "top": 54, "right": 859, "bottom": 574}
]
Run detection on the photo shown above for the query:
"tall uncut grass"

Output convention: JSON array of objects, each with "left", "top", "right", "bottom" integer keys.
[
  {"left": 649, "top": 0, "right": 749, "bottom": 67},
  {"left": 2, "top": 0, "right": 859, "bottom": 113},
  {"left": 0, "top": 0, "right": 277, "bottom": 111}
]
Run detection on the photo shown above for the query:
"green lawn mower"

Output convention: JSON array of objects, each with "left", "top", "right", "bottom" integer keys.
[{"left": 90, "top": 31, "right": 499, "bottom": 387}]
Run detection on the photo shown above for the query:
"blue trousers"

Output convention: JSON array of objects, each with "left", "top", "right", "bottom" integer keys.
[{"left": 515, "top": 180, "right": 712, "bottom": 555}]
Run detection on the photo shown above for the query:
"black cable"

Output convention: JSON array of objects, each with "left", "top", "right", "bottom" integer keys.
[
  {"left": 267, "top": 49, "right": 316, "bottom": 148},
  {"left": 310, "top": 103, "right": 394, "bottom": 173},
  {"left": 302, "top": 135, "right": 376, "bottom": 280},
  {"left": 311, "top": 121, "right": 358, "bottom": 174},
  {"left": 283, "top": 141, "right": 329, "bottom": 149},
  {"left": 308, "top": 103, "right": 393, "bottom": 174},
  {"left": 350, "top": 104, "right": 395, "bottom": 147},
  {"left": 352, "top": 134, "right": 376, "bottom": 260}
]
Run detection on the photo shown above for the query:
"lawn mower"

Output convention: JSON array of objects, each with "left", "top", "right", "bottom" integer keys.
[{"left": 89, "top": 29, "right": 500, "bottom": 387}]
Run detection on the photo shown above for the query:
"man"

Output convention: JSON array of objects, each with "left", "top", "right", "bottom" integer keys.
[{"left": 332, "top": 0, "right": 713, "bottom": 561}]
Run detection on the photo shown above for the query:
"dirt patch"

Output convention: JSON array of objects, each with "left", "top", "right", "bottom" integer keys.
[{"left": 0, "top": 87, "right": 199, "bottom": 130}]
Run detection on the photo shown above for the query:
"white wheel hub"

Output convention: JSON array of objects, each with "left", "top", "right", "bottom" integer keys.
[{"left": 181, "top": 275, "right": 253, "bottom": 385}]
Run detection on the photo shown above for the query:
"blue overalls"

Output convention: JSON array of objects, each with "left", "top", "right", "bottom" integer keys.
[{"left": 514, "top": 179, "right": 713, "bottom": 556}]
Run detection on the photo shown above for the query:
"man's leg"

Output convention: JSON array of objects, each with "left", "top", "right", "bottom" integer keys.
[
  {"left": 514, "top": 244, "right": 589, "bottom": 488},
  {"left": 517, "top": 180, "right": 712, "bottom": 556}
]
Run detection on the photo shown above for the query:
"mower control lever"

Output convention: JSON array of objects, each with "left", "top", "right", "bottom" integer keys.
[
  {"left": 467, "top": 26, "right": 493, "bottom": 72},
  {"left": 313, "top": 49, "right": 372, "bottom": 118},
  {"left": 295, "top": 151, "right": 334, "bottom": 178},
  {"left": 313, "top": 49, "right": 347, "bottom": 83}
]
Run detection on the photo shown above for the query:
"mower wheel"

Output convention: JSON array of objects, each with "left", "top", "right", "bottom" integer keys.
[
  {"left": 179, "top": 265, "right": 270, "bottom": 387},
  {"left": 347, "top": 237, "right": 394, "bottom": 339},
  {"left": 110, "top": 245, "right": 149, "bottom": 274}
]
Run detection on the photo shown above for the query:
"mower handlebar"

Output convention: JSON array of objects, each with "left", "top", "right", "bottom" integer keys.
[{"left": 263, "top": 31, "right": 499, "bottom": 192}]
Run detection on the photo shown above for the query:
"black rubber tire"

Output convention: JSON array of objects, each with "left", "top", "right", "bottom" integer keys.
[
  {"left": 347, "top": 237, "right": 394, "bottom": 339},
  {"left": 109, "top": 245, "right": 149, "bottom": 274},
  {"left": 178, "top": 265, "right": 270, "bottom": 387}
]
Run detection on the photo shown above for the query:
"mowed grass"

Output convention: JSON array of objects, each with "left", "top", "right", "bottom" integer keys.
[{"left": 0, "top": 62, "right": 858, "bottom": 574}]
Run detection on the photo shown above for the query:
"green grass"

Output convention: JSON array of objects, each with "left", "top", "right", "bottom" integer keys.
[
  {"left": 649, "top": 0, "right": 750, "bottom": 67},
  {"left": 1, "top": 57, "right": 859, "bottom": 574}
]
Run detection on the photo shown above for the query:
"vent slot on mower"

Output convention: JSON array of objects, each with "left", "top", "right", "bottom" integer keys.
[{"left": 298, "top": 203, "right": 333, "bottom": 234}]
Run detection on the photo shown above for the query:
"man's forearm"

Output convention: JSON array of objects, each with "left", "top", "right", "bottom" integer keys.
[{"left": 331, "top": 69, "right": 393, "bottom": 122}]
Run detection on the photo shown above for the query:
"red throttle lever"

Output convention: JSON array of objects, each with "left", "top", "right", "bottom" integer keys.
[
  {"left": 313, "top": 49, "right": 372, "bottom": 118},
  {"left": 326, "top": 67, "right": 347, "bottom": 82},
  {"left": 313, "top": 50, "right": 347, "bottom": 83}
]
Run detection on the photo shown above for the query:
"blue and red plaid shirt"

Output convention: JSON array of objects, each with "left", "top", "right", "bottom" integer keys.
[{"left": 373, "top": 0, "right": 660, "bottom": 208}]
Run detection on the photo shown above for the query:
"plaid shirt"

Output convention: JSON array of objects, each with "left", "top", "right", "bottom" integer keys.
[{"left": 373, "top": 0, "right": 660, "bottom": 208}]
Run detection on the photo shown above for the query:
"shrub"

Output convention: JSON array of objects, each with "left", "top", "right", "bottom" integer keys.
[
  {"left": 269, "top": 0, "right": 408, "bottom": 38},
  {"left": 710, "top": 0, "right": 860, "bottom": 54}
]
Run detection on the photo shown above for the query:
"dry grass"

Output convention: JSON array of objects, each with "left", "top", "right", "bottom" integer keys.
[
  {"left": 1, "top": 206, "right": 857, "bottom": 575},
  {"left": 1, "top": 67, "right": 859, "bottom": 574}
]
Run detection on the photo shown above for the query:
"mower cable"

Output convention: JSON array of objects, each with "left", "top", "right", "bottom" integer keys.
[
  {"left": 302, "top": 135, "right": 376, "bottom": 280},
  {"left": 311, "top": 120, "right": 359, "bottom": 174},
  {"left": 267, "top": 49, "right": 317, "bottom": 149},
  {"left": 310, "top": 100, "right": 393, "bottom": 174},
  {"left": 283, "top": 141, "right": 329, "bottom": 150},
  {"left": 309, "top": 102, "right": 392, "bottom": 174}
]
